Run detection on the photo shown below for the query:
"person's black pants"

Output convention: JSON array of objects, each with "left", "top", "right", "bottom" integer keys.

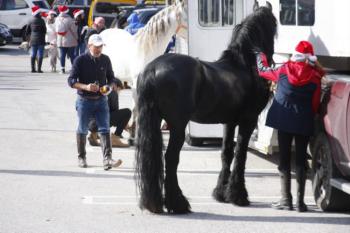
[
  {"left": 89, "top": 108, "right": 131, "bottom": 137},
  {"left": 277, "top": 130, "right": 309, "bottom": 174},
  {"left": 110, "top": 108, "right": 132, "bottom": 136}
]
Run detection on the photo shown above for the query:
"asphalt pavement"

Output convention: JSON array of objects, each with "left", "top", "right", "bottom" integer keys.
[{"left": 0, "top": 45, "right": 349, "bottom": 233}]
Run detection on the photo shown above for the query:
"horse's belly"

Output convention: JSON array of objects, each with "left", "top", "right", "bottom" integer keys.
[{"left": 191, "top": 108, "right": 238, "bottom": 124}]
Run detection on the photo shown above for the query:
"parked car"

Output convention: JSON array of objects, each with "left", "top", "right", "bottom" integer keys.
[
  {"left": 0, "top": 23, "right": 13, "bottom": 46},
  {"left": 133, "top": 6, "right": 163, "bottom": 24},
  {"left": 0, "top": 0, "right": 50, "bottom": 39},
  {"left": 110, "top": 4, "right": 163, "bottom": 28},
  {"left": 87, "top": 0, "right": 136, "bottom": 28},
  {"left": 310, "top": 73, "right": 350, "bottom": 211}
]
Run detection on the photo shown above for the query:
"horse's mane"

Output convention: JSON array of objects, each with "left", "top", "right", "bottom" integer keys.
[
  {"left": 221, "top": 7, "right": 277, "bottom": 67},
  {"left": 134, "top": 3, "right": 184, "bottom": 54}
]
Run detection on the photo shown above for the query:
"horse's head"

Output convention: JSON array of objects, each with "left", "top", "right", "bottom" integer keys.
[
  {"left": 226, "top": 1, "right": 277, "bottom": 66},
  {"left": 174, "top": 0, "right": 188, "bottom": 39},
  {"left": 251, "top": 1, "right": 277, "bottom": 64}
]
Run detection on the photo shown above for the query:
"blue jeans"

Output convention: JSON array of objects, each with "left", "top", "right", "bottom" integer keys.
[
  {"left": 76, "top": 96, "right": 110, "bottom": 135},
  {"left": 31, "top": 45, "right": 44, "bottom": 58},
  {"left": 74, "top": 42, "right": 86, "bottom": 58},
  {"left": 59, "top": 47, "right": 76, "bottom": 69}
]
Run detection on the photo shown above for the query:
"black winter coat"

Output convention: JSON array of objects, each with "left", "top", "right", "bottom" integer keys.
[{"left": 27, "top": 15, "right": 46, "bottom": 46}]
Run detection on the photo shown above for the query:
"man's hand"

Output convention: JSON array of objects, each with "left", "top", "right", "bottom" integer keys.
[{"left": 86, "top": 83, "right": 99, "bottom": 92}]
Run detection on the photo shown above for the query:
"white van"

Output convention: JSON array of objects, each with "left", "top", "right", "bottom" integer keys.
[{"left": 0, "top": 0, "right": 50, "bottom": 39}]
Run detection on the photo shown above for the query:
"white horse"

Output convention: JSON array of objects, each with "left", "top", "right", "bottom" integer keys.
[{"left": 100, "top": 0, "right": 188, "bottom": 86}]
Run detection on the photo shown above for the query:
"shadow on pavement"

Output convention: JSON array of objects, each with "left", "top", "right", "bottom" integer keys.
[
  {"left": 0, "top": 169, "right": 133, "bottom": 179},
  {"left": 0, "top": 45, "right": 28, "bottom": 56},
  {"left": 171, "top": 211, "right": 350, "bottom": 224}
]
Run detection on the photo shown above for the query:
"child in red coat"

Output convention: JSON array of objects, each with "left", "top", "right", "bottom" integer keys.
[{"left": 256, "top": 41, "right": 325, "bottom": 212}]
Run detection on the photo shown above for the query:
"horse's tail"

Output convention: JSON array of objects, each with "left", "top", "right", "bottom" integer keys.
[{"left": 135, "top": 68, "right": 164, "bottom": 213}]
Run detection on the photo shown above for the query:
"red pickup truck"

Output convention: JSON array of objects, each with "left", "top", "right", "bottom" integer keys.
[{"left": 310, "top": 72, "right": 350, "bottom": 211}]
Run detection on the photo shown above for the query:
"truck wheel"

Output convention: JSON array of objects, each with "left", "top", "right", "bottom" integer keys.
[
  {"left": 312, "top": 133, "right": 350, "bottom": 211},
  {"left": 185, "top": 134, "right": 203, "bottom": 147}
]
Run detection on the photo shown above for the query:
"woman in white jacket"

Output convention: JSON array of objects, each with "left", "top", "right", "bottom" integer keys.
[
  {"left": 45, "top": 10, "right": 58, "bottom": 72},
  {"left": 55, "top": 5, "right": 78, "bottom": 74}
]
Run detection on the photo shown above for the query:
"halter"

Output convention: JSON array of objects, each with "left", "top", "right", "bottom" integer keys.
[{"left": 174, "top": 3, "right": 187, "bottom": 34}]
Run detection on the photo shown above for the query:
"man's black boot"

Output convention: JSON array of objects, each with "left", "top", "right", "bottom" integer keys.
[
  {"left": 100, "top": 133, "right": 122, "bottom": 170},
  {"left": 77, "top": 134, "right": 87, "bottom": 168},
  {"left": 37, "top": 57, "right": 43, "bottom": 73},
  {"left": 272, "top": 171, "right": 293, "bottom": 210},
  {"left": 31, "top": 57, "right": 36, "bottom": 73}
]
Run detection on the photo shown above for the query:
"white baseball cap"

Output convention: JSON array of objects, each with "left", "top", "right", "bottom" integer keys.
[{"left": 88, "top": 34, "right": 104, "bottom": 46}]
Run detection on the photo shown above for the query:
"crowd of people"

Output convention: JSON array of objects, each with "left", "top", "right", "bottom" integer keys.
[
  {"left": 25, "top": 5, "right": 148, "bottom": 74},
  {"left": 25, "top": 5, "right": 134, "bottom": 169}
]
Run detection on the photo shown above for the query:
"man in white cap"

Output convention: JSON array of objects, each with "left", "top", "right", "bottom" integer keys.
[{"left": 68, "top": 34, "right": 123, "bottom": 170}]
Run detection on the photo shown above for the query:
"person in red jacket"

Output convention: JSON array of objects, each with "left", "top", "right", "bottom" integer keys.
[{"left": 256, "top": 41, "right": 325, "bottom": 212}]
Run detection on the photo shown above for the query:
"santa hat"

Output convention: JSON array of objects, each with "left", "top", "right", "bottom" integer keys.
[
  {"left": 58, "top": 5, "right": 69, "bottom": 14},
  {"left": 48, "top": 10, "right": 57, "bottom": 15},
  {"left": 291, "top": 40, "right": 317, "bottom": 63},
  {"left": 295, "top": 40, "right": 314, "bottom": 55},
  {"left": 31, "top": 5, "right": 41, "bottom": 16},
  {"left": 73, "top": 9, "right": 84, "bottom": 18}
]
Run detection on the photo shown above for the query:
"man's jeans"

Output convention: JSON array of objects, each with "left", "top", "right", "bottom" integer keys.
[
  {"left": 74, "top": 42, "right": 86, "bottom": 57},
  {"left": 76, "top": 96, "right": 110, "bottom": 135}
]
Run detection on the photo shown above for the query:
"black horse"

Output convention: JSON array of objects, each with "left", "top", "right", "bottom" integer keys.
[{"left": 135, "top": 3, "right": 277, "bottom": 214}]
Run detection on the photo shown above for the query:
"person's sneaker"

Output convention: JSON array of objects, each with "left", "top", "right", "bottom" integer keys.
[
  {"left": 103, "top": 158, "right": 122, "bottom": 171},
  {"left": 88, "top": 132, "right": 100, "bottom": 146},
  {"left": 78, "top": 157, "right": 87, "bottom": 168},
  {"left": 271, "top": 199, "right": 293, "bottom": 210},
  {"left": 59, "top": 69, "right": 65, "bottom": 74}
]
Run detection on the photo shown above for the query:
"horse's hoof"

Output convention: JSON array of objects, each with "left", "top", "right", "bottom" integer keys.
[
  {"left": 233, "top": 197, "right": 250, "bottom": 206},
  {"left": 142, "top": 205, "right": 164, "bottom": 214},
  {"left": 140, "top": 199, "right": 164, "bottom": 214},
  {"left": 212, "top": 186, "right": 229, "bottom": 203},
  {"left": 223, "top": 187, "right": 250, "bottom": 206},
  {"left": 165, "top": 194, "right": 191, "bottom": 214}
]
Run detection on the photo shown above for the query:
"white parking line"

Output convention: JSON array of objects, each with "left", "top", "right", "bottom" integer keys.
[
  {"left": 82, "top": 195, "right": 315, "bottom": 205},
  {"left": 85, "top": 168, "right": 279, "bottom": 176}
]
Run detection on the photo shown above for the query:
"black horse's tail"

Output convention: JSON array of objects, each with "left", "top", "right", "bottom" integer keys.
[{"left": 135, "top": 68, "right": 164, "bottom": 213}]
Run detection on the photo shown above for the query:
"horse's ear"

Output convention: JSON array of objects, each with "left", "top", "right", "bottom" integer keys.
[
  {"left": 266, "top": 1, "right": 273, "bottom": 11},
  {"left": 253, "top": 0, "right": 259, "bottom": 12}
]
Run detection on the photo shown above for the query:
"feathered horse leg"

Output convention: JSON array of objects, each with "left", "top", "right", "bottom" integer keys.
[
  {"left": 213, "top": 123, "right": 236, "bottom": 202},
  {"left": 224, "top": 118, "right": 257, "bottom": 206},
  {"left": 164, "top": 127, "right": 191, "bottom": 214}
]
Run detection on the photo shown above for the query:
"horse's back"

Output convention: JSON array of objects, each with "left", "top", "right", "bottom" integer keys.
[
  {"left": 139, "top": 53, "right": 259, "bottom": 124},
  {"left": 138, "top": 54, "right": 201, "bottom": 123}
]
